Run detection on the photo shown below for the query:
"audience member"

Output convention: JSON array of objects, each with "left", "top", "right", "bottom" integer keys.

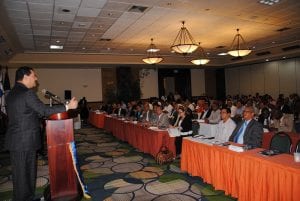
[
  {"left": 215, "top": 108, "right": 236, "bottom": 142},
  {"left": 154, "top": 105, "right": 169, "bottom": 129},
  {"left": 173, "top": 106, "right": 193, "bottom": 156},
  {"left": 229, "top": 106, "right": 263, "bottom": 147},
  {"left": 270, "top": 109, "right": 294, "bottom": 132},
  {"left": 207, "top": 102, "right": 221, "bottom": 123}
]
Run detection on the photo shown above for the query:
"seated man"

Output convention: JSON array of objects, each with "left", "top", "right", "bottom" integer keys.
[
  {"left": 269, "top": 109, "right": 294, "bottom": 132},
  {"left": 215, "top": 108, "right": 236, "bottom": 142},
  {"left": 154, "top": 105, "right": 169, "bottom": 129},
  {"left": 207, "top": 102, "right": 221, "bottom": 124},
  {"left": 198, "top": 102, "right": 211, "bottom": 120},
  {"left": 142, "top": 102, "right": 155, "bottom": 122},
  {"left": 229, "top": 106, "right": 263, "bottom": 148}
]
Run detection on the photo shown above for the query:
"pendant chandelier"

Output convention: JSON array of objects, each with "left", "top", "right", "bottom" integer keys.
[
  {"left": 170, "top": 21, "right": 198, "bottom": 55},
  {"left": 227, "top": 28, "right": 252, "bottom": 57},
  {"left": 191, "top": 42, "right": 210, "bottom": 65},
  {"left": 142, "top": 38, "right": 163, "bottom": 65}
]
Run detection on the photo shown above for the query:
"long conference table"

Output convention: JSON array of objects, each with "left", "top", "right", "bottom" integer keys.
[
  {"left": 181, "top": 137, "right": 300, "bottom": 201},
  {"left": 89, "top": 111, "right": 300, "bottom": 201},
  {"left": 89, "top": 111, "right": 176, "bottom": 157}
]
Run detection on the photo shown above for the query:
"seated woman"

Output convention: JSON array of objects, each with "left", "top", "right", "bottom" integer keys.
[{"left": 173, "top": 106, "right": 193, "bottom": 157}]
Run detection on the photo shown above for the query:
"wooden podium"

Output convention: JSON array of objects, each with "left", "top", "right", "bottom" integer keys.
[{"left": 45, "top": 113, "right": 82, "bottom": 201}]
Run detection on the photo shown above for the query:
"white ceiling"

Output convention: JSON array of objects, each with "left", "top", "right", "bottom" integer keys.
[{"left": 0, "top": 0, "right": 300, "bottom": 66}]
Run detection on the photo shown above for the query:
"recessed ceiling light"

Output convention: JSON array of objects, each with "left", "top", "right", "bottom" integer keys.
[
  {"left": 107, "top": 47, "right": 111, "bottom": 51},
  {"left": 252, "top": 46, "right": 256, "bottom": 49},
  {"left": 56, "top": 40, "right": 60, "bottom": 43},
  {"left": 171, "top": 50, "right": 175, "bottom": 53},
  {"left": 272, "top": 41, "right": 276, "bottom": 44},
  {"left": 265, "top": 59, "right": 269, "bottom": 61},
  {"left": 218, "top": 52, "right": 228, "bottom": 56},
  {"left": 82, "top": 47, "right": 86, "bottom": 50},
  {"left": 206, "top": 52, "right": 210, "bottom": 55},
  {"left": 50, "top": 45, "right": 63, "bottom": 49},
  {"left": 282, "top": 56, "right": 286, "bottom": 59}
]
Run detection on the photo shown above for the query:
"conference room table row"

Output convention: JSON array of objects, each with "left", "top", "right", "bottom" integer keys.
[
  {"left": 89, "top": 111, "right": 300, "bottom": 152},
  {"left": 181, "top": 137, "right": 300, "bottom": 201},
  {"left": 89, "top": 112, "right": 176, "bottom": 157}
]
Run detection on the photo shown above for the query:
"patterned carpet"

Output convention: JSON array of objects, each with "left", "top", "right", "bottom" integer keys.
[{"left": 0, "top": 126, "right": 236, "bottom": 201}]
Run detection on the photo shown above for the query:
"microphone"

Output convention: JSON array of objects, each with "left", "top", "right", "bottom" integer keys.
[{"left": 41, "top": 89, "right": 58, "bottom": 98}]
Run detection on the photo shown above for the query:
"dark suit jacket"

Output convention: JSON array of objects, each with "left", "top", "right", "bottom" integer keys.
[
  {"left": 5, "top": 83, "right": 66, "bottom": 151},
  {"left": 169, "top": 110, "right": 178, "bottom": 126},
  {"left": 229, "top": 119, "right": 263, "bottom": 147},
  {"left": 142, "top": 110, "right": 155, "bottom": 122},
  {"left": 114, "top": 108, "right": 127, "bottom": 116},
  {"left": 200, "top": 109, "right": 212, "bottom": 119},
  {"left": 179, "top": 115, "right": 192, "bottom": 132}
]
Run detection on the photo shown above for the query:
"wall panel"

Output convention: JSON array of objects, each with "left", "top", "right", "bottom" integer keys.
[
  {"left": 191, "top": 69, "right": 205, "bottom": 96},
  {"left": 278, "top": 59, "right": 296, "bottom": 96}
]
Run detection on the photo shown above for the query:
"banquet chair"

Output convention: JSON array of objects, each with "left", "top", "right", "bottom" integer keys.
[
  {"left": 296, "top": 140, "right": 300, "bottom": 153},
  {"left": 270, "top": 132, "right": 292, "bottom": 153}
]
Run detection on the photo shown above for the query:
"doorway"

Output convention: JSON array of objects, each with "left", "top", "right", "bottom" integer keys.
[{"left": 158, "top": 68, "right": 191, "bottom": 100}]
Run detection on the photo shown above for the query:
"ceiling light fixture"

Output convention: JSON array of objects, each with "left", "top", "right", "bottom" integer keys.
[
  {"left": 227, "top": 28, "right": 252, "bottom": 57},
  {"left": 142, "top": 38, "right": 163, "bottom": 65},
  {"left": 218, "top": 52, "right": 228, "bottom": 56},
  {"left": 170, "top": 21, "right": 198, "bottom": 55},
  {"left": 191, "top": 42, "right": 210, "bottom": 65},
  {"left": 50, "top": 45, "right": 63, "bottom": 49},
  {"left": 258, "top": 0, "right": 280, "bottom": 6}
]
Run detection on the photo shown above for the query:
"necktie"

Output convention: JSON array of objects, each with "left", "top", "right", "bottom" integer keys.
[{"left": 234, "top": 121, "right": 247, "bottom": 143}]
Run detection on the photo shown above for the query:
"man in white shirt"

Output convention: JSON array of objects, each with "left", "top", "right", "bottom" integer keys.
[
  {"left": 207, "top": 102, "right": 221, "bottom": 124},
  {"left": 215, "top": 108, "right": 236, "bottom": 142},
  {"left": 227, "top": 99, "right": 237, "bottom": 118}
]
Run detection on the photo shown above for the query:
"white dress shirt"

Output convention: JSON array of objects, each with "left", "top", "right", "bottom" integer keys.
[
  {"left": 215, "top": 118, "right": 236, "bottom": 142},
  {"left": 208, "top": 109, "right": 221, "bottom": 124}
]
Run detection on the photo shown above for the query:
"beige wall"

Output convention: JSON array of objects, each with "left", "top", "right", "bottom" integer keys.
[
  {"left": 8, "top": 67, "right": 103, "bottom": 103},
  {"left": 140, "top": 69, "right": 159, "bottom": 99},
  {"left": 225, "top": 57, "right": 300, "bottom": 98},
  {"left": 191, "top": 69, "right": 205, "bottom": 96}
]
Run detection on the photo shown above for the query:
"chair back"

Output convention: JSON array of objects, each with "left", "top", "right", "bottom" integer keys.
[
  {"left": 296, "top": 140, "right": 300, "bottom": 153},
  {"left": 270, "top": 132, "right": 292, "bottom": 153}
]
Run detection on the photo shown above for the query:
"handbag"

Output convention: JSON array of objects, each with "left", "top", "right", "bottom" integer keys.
[{"left": 155, "top": 146, "right": 174, "bottom": 165}]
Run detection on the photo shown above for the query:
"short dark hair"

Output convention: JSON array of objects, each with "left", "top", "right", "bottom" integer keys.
[
  {"left": 221, "top": 107, "right": 231, "bottom": 114},
  {"left": 15, "top": 66, "right": 33, "bottom": 82}
]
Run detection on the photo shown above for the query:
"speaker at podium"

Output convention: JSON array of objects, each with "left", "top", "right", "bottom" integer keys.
[{"left": 64, "top": 90, "right": 71, "bottom": 100}]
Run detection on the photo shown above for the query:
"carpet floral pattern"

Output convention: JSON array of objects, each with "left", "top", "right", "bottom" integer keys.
[{"left": 0, "top": 126, "right": 236, "bottom": 201}]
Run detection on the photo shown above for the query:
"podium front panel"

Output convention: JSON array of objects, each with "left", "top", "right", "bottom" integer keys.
[{"left": 46, "top": 119, "right": 79, "bottom": 199}]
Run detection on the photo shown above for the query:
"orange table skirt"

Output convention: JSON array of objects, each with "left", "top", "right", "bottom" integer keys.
[
  {"left": 88, "top": 111, "right": 105, "bottom": 129},
  {"left": 104, "top": 116, "right": 176, "bottom": 157},
  {"left": 181, "top": 138, "right": 300, "bottom": 201}
]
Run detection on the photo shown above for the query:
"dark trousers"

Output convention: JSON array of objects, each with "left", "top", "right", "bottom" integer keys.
[
  {"left": 10, "top": 151, "right": 37, "bottom": 201},
  {"left": 175, "top": 136, "right": 183, "bottom": 155},
  {"left": 175, "top": 135, "right": 193, "bottom": 155}
]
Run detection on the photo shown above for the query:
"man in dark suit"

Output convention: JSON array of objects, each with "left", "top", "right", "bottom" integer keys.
[
  {"left": 229, "top": 106, "right": 263, "bottom": 147},
  {"left": 141, "top": 102, "right": 155, "bottom": 123},
  {"left": 5, "top": 66, "right": 78, "bottom": 201}
]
